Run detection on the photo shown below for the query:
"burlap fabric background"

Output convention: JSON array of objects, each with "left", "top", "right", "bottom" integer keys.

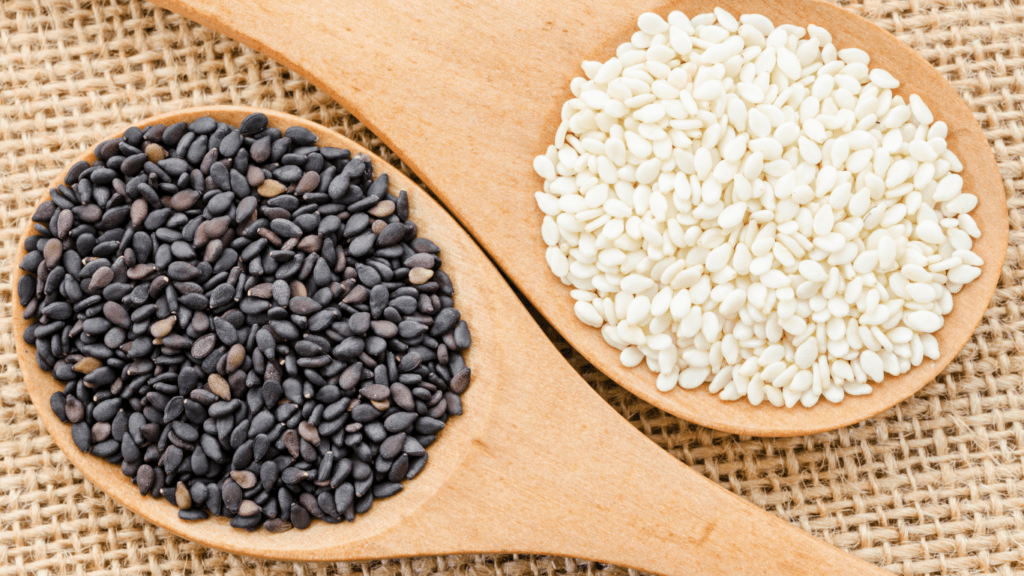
[{"left": 1, "top": 0, "right": 1022, "bottom": 574}]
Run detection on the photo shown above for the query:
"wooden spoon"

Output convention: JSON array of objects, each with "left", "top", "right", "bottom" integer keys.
[
  {"left": 14, "top": 106, "right": 889, "bottom": 573},
  {"left": 149, "top": 0, "right": 1008, "bottom": 436}
]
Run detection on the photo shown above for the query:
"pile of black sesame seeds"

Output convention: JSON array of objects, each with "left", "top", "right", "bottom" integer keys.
[{"left": 18, "top": 112, "right": 472, "bottom": 531}]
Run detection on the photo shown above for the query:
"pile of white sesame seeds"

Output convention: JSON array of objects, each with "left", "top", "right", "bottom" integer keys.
[{"left": 533, "top": 8, "right": 983, "bottom": 408}]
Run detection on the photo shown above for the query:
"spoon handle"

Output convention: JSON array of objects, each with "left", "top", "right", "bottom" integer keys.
[
  {"left": 148, "top": 0, "right": 644, "bottom": 236},
  {"left": 310, "top": 344, "right": 888, "bottom": 575},
  {"left": 371, "top": 361, "right": 889, "bottom": 576}
]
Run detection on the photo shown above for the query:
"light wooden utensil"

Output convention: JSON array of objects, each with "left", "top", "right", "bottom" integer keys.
[
  {"left": 149, "top": 0, "right": 1009, "bottom": 437},
  {"left": 14, "top": 107, "right": 890, "bottom": 574}
]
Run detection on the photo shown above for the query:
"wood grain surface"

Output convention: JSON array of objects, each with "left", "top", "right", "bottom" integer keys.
[
  {"left": 12, "top": 107, "right": 891, "bottom": 573},
  {"left": 147, "top": 0, "right": 1008, "bottom": 436}
]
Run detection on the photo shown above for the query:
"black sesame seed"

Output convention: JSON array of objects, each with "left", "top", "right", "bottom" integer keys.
[{"left": 21, "top": 113, "right": 471, "bottom": 532}]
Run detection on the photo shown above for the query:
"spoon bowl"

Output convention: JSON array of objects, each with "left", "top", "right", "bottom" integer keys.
[
  {"left": 151, "top": 0, "right": 1008, "bottom": 436},
  {"left": 13, "top": 107, "right": 497, "bottom": 554},
  {"left": 13, "top": 106, "right": 892, "bottom": 574}
]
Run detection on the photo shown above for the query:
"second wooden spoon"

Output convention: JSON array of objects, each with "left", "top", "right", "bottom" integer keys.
[{"left": 150, "top": 0, "right": 1008, "bottom": 436}]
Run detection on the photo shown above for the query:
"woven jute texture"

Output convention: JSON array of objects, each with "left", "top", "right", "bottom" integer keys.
[{"left": 0, "top": 0, "right": 1022, "bottom": 574}]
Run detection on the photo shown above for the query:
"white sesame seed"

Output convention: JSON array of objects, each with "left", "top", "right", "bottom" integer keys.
[{"left": 535, "top": 7, "right": 985, "bottom": 409}]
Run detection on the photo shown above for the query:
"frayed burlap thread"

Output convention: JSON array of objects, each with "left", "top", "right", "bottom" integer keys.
[{"left": 2, "top": 0, "right": 1024, "bottom": 574}]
